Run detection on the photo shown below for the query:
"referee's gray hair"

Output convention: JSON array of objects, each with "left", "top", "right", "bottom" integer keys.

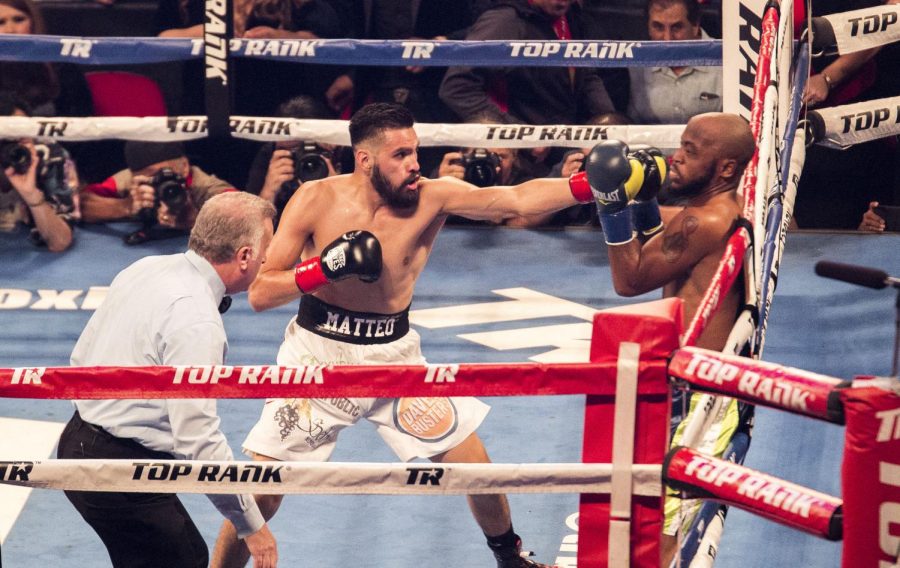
[{"left": 189, "top": 192, "right": 276, "bottom": 264}]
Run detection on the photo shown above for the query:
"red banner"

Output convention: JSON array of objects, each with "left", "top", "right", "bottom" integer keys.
[
  {"left": 664, "top": 446, "right": 842, "bottom": 540},
  {"left": 0, "top": 362, "right": 640, "bottom": 400},
  {"left": 841, "top": 379, "right": 900, "bottom": 568},
  {"left": 668, "top": 347, "right": 847, "bottom": 423}
]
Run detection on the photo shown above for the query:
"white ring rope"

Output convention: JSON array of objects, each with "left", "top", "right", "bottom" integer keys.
[
  {"left": 0, "top": 460, "right": 662, "bottom": 497},
  {"left": 818, "top": 5, "right": 900, "bottom": 55},
  {"left": 0, "top": 115, "right": 686, "bottom": 149}
]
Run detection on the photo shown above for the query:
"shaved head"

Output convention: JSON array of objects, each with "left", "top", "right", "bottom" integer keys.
[
  {"left": 688, "top": 113, "right": 755, "bottom": 179},
  {"left": 668, "top": 112, "right": 756, "bottom": 199}
]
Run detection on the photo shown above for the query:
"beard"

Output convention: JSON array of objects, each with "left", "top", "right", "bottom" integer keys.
[
  {"left": 372, "top": 164, "right": 420, "bottom": 210},
  {"left": 668, "top": 161, "right": 716, "bottom": 200}
]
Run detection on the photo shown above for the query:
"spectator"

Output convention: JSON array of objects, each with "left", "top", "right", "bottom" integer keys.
[
  {"left": 156, "top": 0, "right": 346, "bottom": 115},
  {"left": 627, "top": 0, "right": 722, "bottom": 125},
  {"left": 858, "top": 201, "right": 899, "bottom": 233},
  {"left": 155, "top": 0, "right": 347, "bottom": 189},
  {"left": 245, "top": 95, "right": 344, "bottom": 223},
  {"left": 79, "top": 141, "right": 233, "bottom": 237},
  {"left": 0, "top": 92, "right": 78, "bottom": 252},
  {"left": 439, "top": 0, "right": 616, "bottom": 128},
  {"left": 793, "top": 0, "right": 896, "bottom": 229},
  {"left": 0, "top": 0, "right": 93, "bottom": 118}
]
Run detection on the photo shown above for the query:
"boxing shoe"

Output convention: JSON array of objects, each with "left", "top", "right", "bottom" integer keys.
[{"left": 489, "top": 538, "right": 556, "bottom": 568}]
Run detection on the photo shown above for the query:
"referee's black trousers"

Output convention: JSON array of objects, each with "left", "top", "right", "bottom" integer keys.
[{"left": 57, "top": 411, "right": 208, "bottom": 568}]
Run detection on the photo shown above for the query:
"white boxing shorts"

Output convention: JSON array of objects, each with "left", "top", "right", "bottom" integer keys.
[{"left": 243, "top": 295, "right": 490, "bottom": 462}]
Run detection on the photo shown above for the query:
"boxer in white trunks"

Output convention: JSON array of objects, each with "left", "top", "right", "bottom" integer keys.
[{"left": 211, "top": 101, "right": 628, "bottom": 568}]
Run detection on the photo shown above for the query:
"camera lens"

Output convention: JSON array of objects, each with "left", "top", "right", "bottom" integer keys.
[
  {"left": 462, "top": 149, "right": 501, "bottom": 188},
  {"left": 464, "top": 161, "right": 496, "bottom": 187},
  {"left": 150, "top": 168, "right": 189, "bottom": 219},
  {"left": 0, "top": 142, "right": 32, "bottom": 175},
  {"left": 159, "top": 181, "right": 187, "bottom": 209},
  {"left": 295, "top": 153, "right": 329, "bottom": 183}
]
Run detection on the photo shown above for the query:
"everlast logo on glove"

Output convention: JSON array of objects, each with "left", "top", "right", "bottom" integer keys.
[{"left": 596, "top": 188, "right": 622, "bottom": 203}]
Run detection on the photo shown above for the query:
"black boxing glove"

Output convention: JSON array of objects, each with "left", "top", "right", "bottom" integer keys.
[
  {"left": 294, "top": 230, "right": 383, "bottom": 293},
  {"left": 629, "top": 147, "right": 667, "bottom": 238},
  {"left": 575, "top": 140, "right": 645, "bottom": 244},
  {"left": 629, "top": 147, "right": 667, "bottom": 202}
]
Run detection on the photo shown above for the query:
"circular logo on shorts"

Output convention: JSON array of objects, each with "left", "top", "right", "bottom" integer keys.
[{"left": 392, "top": 397, "right": 459, "bottom": 442}]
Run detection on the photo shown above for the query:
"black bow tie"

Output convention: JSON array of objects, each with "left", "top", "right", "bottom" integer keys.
[{"left": 218, "top": 296, "right": 232, "bottom": 314}]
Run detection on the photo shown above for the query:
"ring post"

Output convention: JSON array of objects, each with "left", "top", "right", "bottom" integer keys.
[{"left": 580, "top": 298, "right": 681, "bottom": 568}]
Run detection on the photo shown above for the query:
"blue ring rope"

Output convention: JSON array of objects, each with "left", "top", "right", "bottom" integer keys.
[{"left": 0, "top": 35, "right": 722, "bottom": 67}]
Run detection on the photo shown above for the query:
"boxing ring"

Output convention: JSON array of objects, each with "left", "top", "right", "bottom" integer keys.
[{"left": 1, "top": 0, "right": 900, "bottom": 566}]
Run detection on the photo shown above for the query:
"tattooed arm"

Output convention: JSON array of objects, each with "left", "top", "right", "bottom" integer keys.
[{"left": 606, "top": 205, "right": 734, "bottom": 297}]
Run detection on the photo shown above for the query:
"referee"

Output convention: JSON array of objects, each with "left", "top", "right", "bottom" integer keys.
[{"left": 57, "top": 192, "right": 278, "bottom": 568}]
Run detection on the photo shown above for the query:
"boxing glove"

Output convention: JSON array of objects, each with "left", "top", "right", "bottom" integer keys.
[
  {"left": 570, "top": 141, "right": 643, "bottom": 244},
  {"left": 294, "top": 230, "right": 383, "bottom": 293},
  {"left": 629, "top": 147, "right": 667, "bottom": 238},
  {"left": 568, "top": 142, "right": 642, "bottom": 206}
]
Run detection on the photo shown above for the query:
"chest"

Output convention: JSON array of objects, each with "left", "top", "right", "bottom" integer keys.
[{"left": 308, "top": 206, "right": 440, "bottom": 272}]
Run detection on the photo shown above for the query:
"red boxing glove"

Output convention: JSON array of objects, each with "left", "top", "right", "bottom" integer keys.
[{"left": 568, "top": 171, "right": 593, "bottom": 203}]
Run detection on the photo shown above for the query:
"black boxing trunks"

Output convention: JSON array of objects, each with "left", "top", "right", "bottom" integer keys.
[{"left": 296, "top": 294, "right": 410, "bottom": 345}]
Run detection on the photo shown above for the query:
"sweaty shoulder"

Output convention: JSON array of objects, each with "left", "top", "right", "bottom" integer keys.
[
  {"left": 675, "top": 197, "right": 741, "bottom": 243},
  {"left": 285, "top": 174, "right": 345, "bottom": 213},
  {"left": 419, "top": 175, "right": 473, "bottom": 211},
  {"left": 421, "top": 175, "right": 470, "bottom": 192},
  {"left": 302, "top": 174, "right": 345, "bottom": 201}
]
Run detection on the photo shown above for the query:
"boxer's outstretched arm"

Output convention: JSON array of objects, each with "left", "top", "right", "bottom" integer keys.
[{"left": 435, "top": 176, "right": 579, "bottom": 224}]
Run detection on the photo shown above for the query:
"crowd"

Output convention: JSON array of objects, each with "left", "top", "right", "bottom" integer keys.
[
  {"left": 2, "top": 0, "right": 896, "bottom": 254},
  {"left": 2, "top": 0, "right": 897, "bottom": 566}
]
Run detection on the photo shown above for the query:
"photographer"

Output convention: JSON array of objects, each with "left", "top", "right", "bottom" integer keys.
[
  {"left": 80, "top": 141, "right": 234, "bottom": 233},
  {"left": 0, "top": 92, "right": 78, "bottom": 252},
  {"left": 253, "top": 140, "right": 339, "bottom": 218},
  {"left": 246, "top": 96, "right": 343, "bottom": 223}
]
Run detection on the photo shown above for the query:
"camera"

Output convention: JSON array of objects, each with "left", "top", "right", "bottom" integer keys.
[
  {"left": 291, "top": 142, "right": 331, "bottom": 184},
  {"left": 460, "top": 148, "right": 501, "bottom": 188},
  {"left": 151, "top": 168, "right": 189, "bottom": 217},
  {"left": 35, "top": 144, "right": 75, "bottom": 210},
  {"left": 273, "top": 142, "right": 331, "bottom": 219},
  {"left": 0, "top": 141, "right": 32, "bottom": 175},
  {"left": 126, "top": 168, "right": 189, "bottom": 245},
  {"left": 133, "top": 168, "right": 188, "bottom": 226},
  {"left": 1, "top": 141, "right": 75, "bottom": 210}
]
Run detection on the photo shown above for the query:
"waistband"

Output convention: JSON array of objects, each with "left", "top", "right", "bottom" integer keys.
[
  {"left": 69, "top": 411, "right": 174, "bottom": 459},
  {"left": 296, "top": 294, "right": 410, "bottom": 345}
]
